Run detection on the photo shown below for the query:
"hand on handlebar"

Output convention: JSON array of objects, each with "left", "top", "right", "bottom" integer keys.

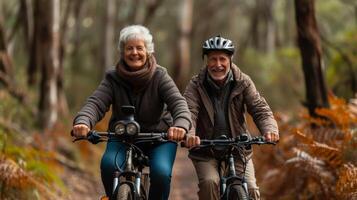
[
  {"left": 72, "top": 124, "right": 90, "bottom": 138},
  {"left": 185, "top": 134, "right": 200, "bottom": 148},
  {"left": 167, "top": 127, "right": 186, "bottom": 142},
  {"left": 263, "top": 132, "right": 279, "bottom": 142}
]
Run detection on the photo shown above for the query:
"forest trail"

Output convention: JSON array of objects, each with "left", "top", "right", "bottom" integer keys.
[
  {"left": 63, "top": 146, "right": 198, "bottom": 199},
  {"left": 170, "top": 148, "right": 198, "bottom": 200}
]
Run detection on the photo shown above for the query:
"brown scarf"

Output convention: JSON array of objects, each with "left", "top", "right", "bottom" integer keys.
[{"left": 116, "top": 55, "right": 157, "bottom": 90}]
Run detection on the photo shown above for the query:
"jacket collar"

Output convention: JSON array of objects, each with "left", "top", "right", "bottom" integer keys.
[{"left": 195, "top": 63, "right": 246, "bottom": 125}]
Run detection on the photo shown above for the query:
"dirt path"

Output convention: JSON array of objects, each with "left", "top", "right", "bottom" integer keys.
[
  {"left": 63, "top": 147, "right": 198, "bottom": 200},
  {"left": 170, "top": 148, "right": 198, "bottom": 200}
]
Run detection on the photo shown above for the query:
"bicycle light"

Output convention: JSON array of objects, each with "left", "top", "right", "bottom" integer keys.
[
  {"left": 114, "top": 122, "right": 126, "bottom": 135},
  {"left": 126, "top": 122, "right": 139, "bottom": 135}
]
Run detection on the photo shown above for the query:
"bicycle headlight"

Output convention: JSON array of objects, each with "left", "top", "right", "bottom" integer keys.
[
  {"left": 126, "top": 122, "right": 139, "bottom": 135},
  {"left": 114, "top": 122, "right": 125, "bottom": 135}
]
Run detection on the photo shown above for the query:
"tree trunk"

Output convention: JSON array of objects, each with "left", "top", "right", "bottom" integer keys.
[
  {"left": 35, "top": 0, "right": 60, "bottom": 130},
  {"left": 70, "top": 0, "right": 83, "bottom": 72},
  {"left": 294, "top": 0, "right": 329, "bottom": 116},
  {"left": 142, "top": 0, "right": 164, "bottom": 26},
  {"left": 20, "top": 0, "right": 34, "bottom": 53},
  {"left": 283, "top": 0, "right": 294, "bottom": 46},
  {"left": 250, "top": 0, "right": 261, "bottom": 51},
  {"left": 0, "top": 9, "right": 33, "bottom": 112},
  {"left": 265, "top": 0, "right": 276, "bottom": 54},
  {"left": 28, "top": 0, "right": 42, "bottom": 85},
  {"left": 102, "top": 0, "right": 116, "bottom": 74},
  {"left": 173, "top": 0, "right": 193, "bottom": 92},
  {"left": 56, "top": 0, "right": 73, "bottom": 117}
]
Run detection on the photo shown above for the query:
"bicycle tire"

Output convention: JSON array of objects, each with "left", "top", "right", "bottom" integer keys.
[
  {"left": 227, "top": 184, "right": 249, "bottom": 200},
  {"left": 117, "top": 184, "right": 133, "bottom": 200}
]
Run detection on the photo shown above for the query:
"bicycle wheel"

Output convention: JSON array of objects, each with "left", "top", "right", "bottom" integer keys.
[
  {"left": 116, "top": 184, "right": 133, "bottom": 200},
  {"left": 228, "top": 184, "right": 249, "bottom": 200}
]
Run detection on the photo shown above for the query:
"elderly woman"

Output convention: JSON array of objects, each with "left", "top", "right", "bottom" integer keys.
[{"left": 72, "top": 25, "right": 193, "bottom": 199}]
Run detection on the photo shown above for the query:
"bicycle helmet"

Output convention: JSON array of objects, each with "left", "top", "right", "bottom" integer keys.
[{"left": 202, "top": 35, "right": 235, "bottom": 58}]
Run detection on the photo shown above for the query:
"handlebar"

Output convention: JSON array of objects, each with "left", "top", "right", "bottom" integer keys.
[
  {"left": 201, "top": 136, "right": 276, "bottom": 146},
  {"left": 71, "top": 130, "right": 168, "bottom": 144},
  {"left": 183, "top": 135, "right": 276, "bottom": 149}
]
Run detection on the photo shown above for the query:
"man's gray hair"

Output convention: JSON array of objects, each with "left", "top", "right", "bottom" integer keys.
[{"left": 118, "top": 25, "right": 154, "bottom": 55}]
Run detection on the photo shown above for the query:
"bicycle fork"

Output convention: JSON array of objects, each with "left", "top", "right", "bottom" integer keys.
[
  {"left": 220, "top": 154, "right": 236, "bottom": 196},
  {"left": 227, "top": 154, "right": 249, "bottom": 195}
]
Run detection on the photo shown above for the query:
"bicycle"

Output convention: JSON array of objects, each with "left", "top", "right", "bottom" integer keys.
[
  {"left": 72, "top": 106, "right": 168, "bottom": 200},
  {"left": 188, "top": 134, "right": 276, "bottom": 200}
]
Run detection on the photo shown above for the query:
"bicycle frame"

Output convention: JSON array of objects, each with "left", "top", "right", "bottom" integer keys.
[
  {"left": 190, "top": 135, "right": 276, "bottom": 200},
  {"left": 73, "top": 131, "right": 167, "bottom": 200},
  {"left": 72, "top": 105, "right": 170, "bottom": 200},
  {"left": 112, "top": 142, "right": 148, "bottom": 200},
  {"left": 218, "top": 148, "right": 248, "bottom": 199}
]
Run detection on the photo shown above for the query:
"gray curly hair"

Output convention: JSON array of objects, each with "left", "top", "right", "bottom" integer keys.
[{"left": 118, "top": 25, "right": 155, "bottom": 56}]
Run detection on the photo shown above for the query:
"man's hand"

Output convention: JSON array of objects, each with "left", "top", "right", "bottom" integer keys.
[
  {"left": 168, "top": 127, "right": 186, "bottom": 142},
  {"left": 263, "top": 132, "right": 279, "bottom": 142},
  {"left": 72, "top": 124, "right": 90, "bottom": 138},
  {"left": 185, "top": 134, "right": 200, "bottom": 148}
]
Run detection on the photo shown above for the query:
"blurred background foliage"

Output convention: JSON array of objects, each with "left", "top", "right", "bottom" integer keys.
[
  {"left": 2, "top": 0, "right": 356, "bottom": 114},
  {"left": 0, "top": 0, "right": 356, "bottom": 199}
]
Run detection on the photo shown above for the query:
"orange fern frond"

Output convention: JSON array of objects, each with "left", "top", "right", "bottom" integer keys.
[
  {"left": 0, "top": 156, "right": 32, "bottom": 189},
  {"left": 293, "top": 129, "right": 314, "bottom": 144},
  {"left": 305, "top": 126, "right": 346, "bottom": 145},
  {"left": 336, "top": 163, "right": 357, "bottom": 199},
  {"left": 328, "top": 94, "right": 347, "bottom": 107},
  {"left": 315, "top": 108, "right": 351, "bottom": 130},
  {"left": 349, "top": 97, "right": 357, "bottom": 117},
  {"left": 314, "top": 95, "right": 357, "bottom": 130},
  {"left": 308, "top": 142, "right": 343, "bottom": 168},
  {"left": 301, "top": 113, "right": 331, "bottom": 126},
  {"left": 0, "top": 155, "right": 61, "bottom": 199},
  {"left": 286, "top": 148, "right": 335, "bottom": 185}
]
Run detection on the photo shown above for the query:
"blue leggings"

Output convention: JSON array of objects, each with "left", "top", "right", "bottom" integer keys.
[{"left": 100, "top": 140, "right": 177, "bottom": 200}]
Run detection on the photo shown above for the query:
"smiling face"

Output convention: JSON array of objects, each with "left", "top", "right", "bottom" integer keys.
[
  {"left": 123, "top": 39, "right": 148, "bottom": 71},
  {"left": 206, "top": 51, "right": 231, "bottom": 84}
]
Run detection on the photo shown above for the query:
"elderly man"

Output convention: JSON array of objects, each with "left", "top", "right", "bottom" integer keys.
[{"left": 184, "top": 35, "right": 279, "bottom": 200}]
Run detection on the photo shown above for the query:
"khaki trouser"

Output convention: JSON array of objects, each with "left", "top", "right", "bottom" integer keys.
[{"left": 191, "top": 158, "right": 260, "bottom": 200}]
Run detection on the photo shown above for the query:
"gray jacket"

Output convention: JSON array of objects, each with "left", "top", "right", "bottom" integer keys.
[{"left": 74, "top": 66, "right": 192, "bottom": 133}]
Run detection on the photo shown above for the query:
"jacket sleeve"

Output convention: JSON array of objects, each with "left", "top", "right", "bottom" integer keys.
[
  {"left": 243, "top": 76, "right": 279, "bottom": 135},
  {"left": 183, "top": 78, "right": 200, "bottom": 135},
  {"left": 73, "top": 73, "right": 113, "bottom": 129},
  {"left": 158, "top": 70, "right": 192, "bottom": 133}
]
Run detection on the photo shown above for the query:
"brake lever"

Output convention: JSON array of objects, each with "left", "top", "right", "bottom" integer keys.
[
  {"left": 87, "top": 131, "right": 103, "bottom": 144},
  {"left": 71, "top": 131, "right": 105, "bottom": 144}
]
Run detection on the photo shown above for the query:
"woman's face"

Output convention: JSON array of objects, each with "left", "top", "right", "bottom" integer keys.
[{"left": 123, "top": 39, "right": 147, "bottom": 71}]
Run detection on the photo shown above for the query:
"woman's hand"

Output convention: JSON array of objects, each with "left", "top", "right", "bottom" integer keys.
[
  {"left": 185, "top": 134, "right": 200, "bottom": 148},
  {"left": 264, "top": 132, "right": 279, "bottom": 142},
  {"left": 167, "top": 127, "right": 186, "bottom": 142},
  {"left": 72, "top": 124, "right": 90, "bottom": 138}
]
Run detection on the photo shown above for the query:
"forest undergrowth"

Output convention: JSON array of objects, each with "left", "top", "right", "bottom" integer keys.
[
  {"left": 0, "top": 92, "right": 356, "bottom": 199},
  {"left": 254, "top": 94, "right": 357, "bottom": 200}
]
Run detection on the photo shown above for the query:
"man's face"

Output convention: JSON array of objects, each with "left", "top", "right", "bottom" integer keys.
[{"left": 206, "top": 51, "right": 231, "bottom": 83}]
